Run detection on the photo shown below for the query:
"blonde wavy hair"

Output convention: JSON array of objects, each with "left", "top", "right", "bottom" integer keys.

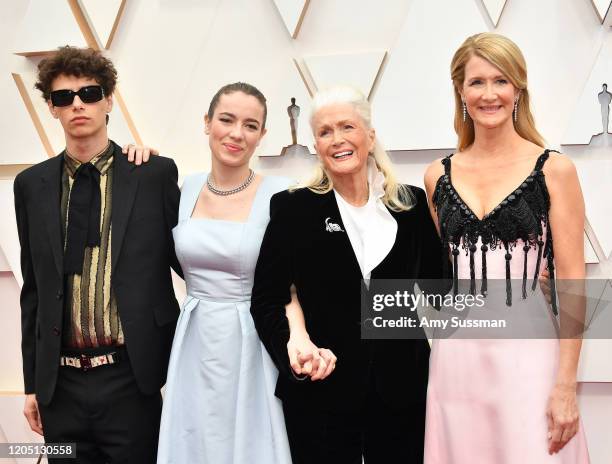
[
  {"left": 451, "top": 32, "right": 545, "bottom": 151},
  {"left": 292, "top": 86, "right": 413, "bottom": 212}
]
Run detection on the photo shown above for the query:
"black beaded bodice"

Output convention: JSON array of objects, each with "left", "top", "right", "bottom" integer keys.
[{"left": 432, "top": 149, "right": 558, "bottom": 312}]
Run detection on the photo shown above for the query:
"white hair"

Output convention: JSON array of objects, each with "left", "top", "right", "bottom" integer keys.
[{"left": 293, "top": 85, "right": 413, "bottom": 212}]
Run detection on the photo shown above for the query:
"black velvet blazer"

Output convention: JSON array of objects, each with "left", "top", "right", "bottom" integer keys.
[{"left": 251, "top": 186, "right": 447, "bottom": 411}]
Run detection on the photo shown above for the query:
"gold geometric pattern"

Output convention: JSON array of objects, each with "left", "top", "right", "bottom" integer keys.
[
  {"left": 77, "top": 0, "right": 127, "bottom": 49},
  {"left": 480, "top": 0, "right": 508, "bottom": 27},
  {"left": 67, "top": 0, "right": 100, "bottom": 50},
  {"left": 271, "top": 0, "right": 311, "bottom": 38},
  {"left": 14, "top": 0, "right": 87, "bottom": 57},
  {"left": 298, "top": 51, "right": 387, "bottom": 100},
  {"left": 590, "top": 0, "right": 612, "bottom": 24},
  {"left": 11, "top": 73, "right": 55, "bottom": 157},
  {"left": 0, "top": 180, "right": 21, "bottom": 283},
  {"left": 585, "top": 217, "right": 605, "bottom": 263}
]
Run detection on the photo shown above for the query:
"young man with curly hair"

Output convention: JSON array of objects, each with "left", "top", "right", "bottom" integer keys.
[{"left": 14, "top": 46, "right": 182, "bottom": 463}]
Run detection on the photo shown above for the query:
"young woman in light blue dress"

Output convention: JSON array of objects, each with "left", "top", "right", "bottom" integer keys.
[
  {"left": 124, "top": 82, "right": 337, "bottom": 463},
  {"left": 156, "top": 83, "right": 291, "bottom": 464}
]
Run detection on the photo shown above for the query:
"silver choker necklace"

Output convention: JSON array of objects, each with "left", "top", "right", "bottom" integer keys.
[{"left": 207, "top": 169, "right": 255, "bottom": 196}]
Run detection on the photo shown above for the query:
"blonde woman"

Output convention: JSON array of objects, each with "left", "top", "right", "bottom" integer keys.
[{"left": 424, "top": 33, "right": 590, "bottom": 462}]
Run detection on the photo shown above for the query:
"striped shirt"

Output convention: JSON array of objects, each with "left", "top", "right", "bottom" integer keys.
[{"left": 61, "top": 142, "right": 124, "bottom": 348}]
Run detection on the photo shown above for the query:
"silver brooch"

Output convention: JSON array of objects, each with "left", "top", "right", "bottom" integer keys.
[{"left": 325, "top": 217, "right": 344, "bottom": 233}]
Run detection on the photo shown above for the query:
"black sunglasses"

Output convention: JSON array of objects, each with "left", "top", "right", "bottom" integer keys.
[{"left": 50, "top": 85, "right": 105, "bottom": 107}]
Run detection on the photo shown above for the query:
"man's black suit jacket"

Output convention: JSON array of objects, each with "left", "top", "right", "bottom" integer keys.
[
  {"left": 14, "top": 142, "right": 182, "bottom": 405},
  {"left": 251, "top": 186, "right": 447, "bottom": 411}
]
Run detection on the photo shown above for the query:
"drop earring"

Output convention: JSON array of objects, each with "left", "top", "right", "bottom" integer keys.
[
  {"left": 463, "top": 101, "right": 467, "bottom": 122},
  {"left": 513, "top": 99, "right": 519, "bottom": 122}
]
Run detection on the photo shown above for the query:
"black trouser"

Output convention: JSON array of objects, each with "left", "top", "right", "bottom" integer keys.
[
  {"left": 282, "top": 378, "right": 426, "bottom": 464},
  {"left": 38, "top": 347, "right": 162, "bottom": 464}
]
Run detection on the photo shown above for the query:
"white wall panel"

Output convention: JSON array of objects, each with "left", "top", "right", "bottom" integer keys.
[
  {"left": 573, "top": 158, "right": 612, "bottom": 258},
  {"left": 0, "top": 247, "right": 9, "bottom": 272},
  {"left": 295, "top": 0, "right": 413, "bottom": 55},
  {"left": 373, "top": 0, "right": 489, "bottom": 151},
  {"left": 108, "top": 0, "right": 313, "bottom": 170},
  {"left": 13, "top": 0, "right": 87, "bottom": 55},
  {"left": 563, "top": 34, "right": 612, "bottom": 144},
  {"left": 585, "top": 231, "right": 600, "bottom": 263},
  {"left": 494, "top": 0, "right": 602, "bottom": 147},
  {"left": 0, "top": 70, "right": 47, "bottom": 164},
  {"left": 0, "top": 274, "right": 23, "bottom": 392},
  {"left": 0, "top": 395, "right": 45, "bottom": 464},
  {"left": 302, "top": 50, "right": 386, "bottom": 98},
  {"left": 12, "top": 67, "right": 65, "bottom": 155},
  {"left": 578, "top": 281, "right": 612, "bottom": 382},
  {"left": 579, "top": 382, "right": 612, "bottom": 464},
  {"left": 0, "top": 3, "right": 49, "bottom": 164},
  {"left": 0, "top": 180, "right": 21, "bottom": 285}
]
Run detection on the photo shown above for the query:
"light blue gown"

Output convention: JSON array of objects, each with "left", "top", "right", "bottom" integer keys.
[{"left": 156, "top": 174, "right": 293, "bottom": 464}]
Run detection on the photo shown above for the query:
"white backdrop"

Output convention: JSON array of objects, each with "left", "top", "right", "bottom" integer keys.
[{"left": 1, "top": 1, "right": 611, "bottom": 462}]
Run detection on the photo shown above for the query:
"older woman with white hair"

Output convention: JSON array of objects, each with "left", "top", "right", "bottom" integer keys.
[{"left": 251, "top": 86, "right": 447, "bottom": 463}]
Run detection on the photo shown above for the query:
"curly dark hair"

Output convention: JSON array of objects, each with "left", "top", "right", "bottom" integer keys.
[
  {"left": 35, "top": 46, "right": 118, "bottom": 101},
  {"left": 207, "top": 82, "right": 268, "bottom": 129}
]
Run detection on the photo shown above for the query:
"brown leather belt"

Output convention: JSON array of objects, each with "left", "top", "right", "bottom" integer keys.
[{"left": 60, "top": 352, "right": 118, "bottom": 371}]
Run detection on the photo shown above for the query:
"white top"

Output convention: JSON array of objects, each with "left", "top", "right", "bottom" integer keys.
[{"left": 334, "top": 158, "right": 397, "bottom": 281}]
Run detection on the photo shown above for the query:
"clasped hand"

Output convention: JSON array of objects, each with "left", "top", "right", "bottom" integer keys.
[{"left": 287, "top": 331, "right": 337, "bottom": 381}]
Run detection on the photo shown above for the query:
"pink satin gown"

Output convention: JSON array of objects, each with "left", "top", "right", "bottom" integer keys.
[{"left": 424, "top": 151, "right": 590, "bottom": 463}]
